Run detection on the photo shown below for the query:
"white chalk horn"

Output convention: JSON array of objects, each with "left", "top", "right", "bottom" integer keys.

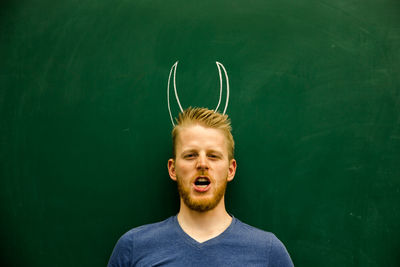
[{"left": 167, "top": 61, "right": 230, "bottom": 126}]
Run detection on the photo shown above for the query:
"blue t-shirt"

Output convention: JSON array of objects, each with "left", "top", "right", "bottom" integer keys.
[{"left": 108, "top": 216, "right": 293, "bottom": 267}]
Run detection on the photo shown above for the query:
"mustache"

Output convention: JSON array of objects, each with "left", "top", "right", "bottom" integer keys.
[
  {"left": 192, "top": 171, "right": 212, "bottom": 181},
  {"left": 197, "top": 170, "right": 210, "bottom": 177}
]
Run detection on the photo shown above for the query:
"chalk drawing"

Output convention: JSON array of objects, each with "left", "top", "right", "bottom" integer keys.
[{"left": 167, "top": 61, "right": 230, "bottom": 126}]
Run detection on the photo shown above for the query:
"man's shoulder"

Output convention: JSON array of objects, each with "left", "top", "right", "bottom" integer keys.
[
  {"left": 232, "top": 217, "right": 294, "bottom": 266},
  {"left": 232, "top": 217, "right": 291, "bottom": 255},
  {"left": 108, "top": 217, "right": 178, "bottom": 266},
  {"left": 118, "top": 216, "right": 175, "bottom": 243},
  {"left": 232, "top": 217, "right": 278, "bottom": 242}
]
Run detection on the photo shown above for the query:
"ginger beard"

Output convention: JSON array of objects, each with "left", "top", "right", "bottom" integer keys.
[{"left": 176, "top": 172, "right": 228, "bottom": 212}]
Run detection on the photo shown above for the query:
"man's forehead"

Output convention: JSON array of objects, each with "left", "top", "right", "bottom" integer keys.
[
  {"left": 177, "top": 125, "right": 227, "bottom": 146},
  {"left": 178, "top": 124, "right": 224, "bottom": 136}
]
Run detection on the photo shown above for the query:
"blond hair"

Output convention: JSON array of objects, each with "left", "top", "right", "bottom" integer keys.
[{"left": 172, "top": 107, "right": 235, "bottom": 160}]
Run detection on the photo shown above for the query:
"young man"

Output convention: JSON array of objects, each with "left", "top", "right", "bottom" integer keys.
[{"left": 108, "top": 107, "right": 294, "bottom": 266}]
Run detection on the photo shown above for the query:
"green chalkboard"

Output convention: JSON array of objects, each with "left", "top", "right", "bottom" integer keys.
[{"left": 1, "top": 0, "right": 399, "bottom": 266}]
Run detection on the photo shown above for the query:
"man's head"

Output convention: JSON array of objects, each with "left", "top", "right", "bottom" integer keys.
[
  {"left": 168, "top": 107, "right": 237, "bottom": 212},
  {"left": 171, "top": 107, "right": 235, "bottom": 160}
]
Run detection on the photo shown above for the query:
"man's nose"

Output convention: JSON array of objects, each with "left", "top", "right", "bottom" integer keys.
[{"left": 196, "top": 154, "right": 209, "bottom": 170}]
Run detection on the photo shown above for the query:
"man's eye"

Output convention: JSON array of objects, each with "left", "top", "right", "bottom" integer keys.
[
  {"left": 184, "top": 154, "right": 196, "bottom": 159},
  {"left": 208, "top": 154, "right": 219, "bottom": 159}
]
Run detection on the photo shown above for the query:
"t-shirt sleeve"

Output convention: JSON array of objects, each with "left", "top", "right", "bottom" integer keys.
[
  {"left": 268, "top": 235, "right": 294, "bottom": 267},
  {"left": 107, "top": 232, "right": 134, "bottom": 267}
]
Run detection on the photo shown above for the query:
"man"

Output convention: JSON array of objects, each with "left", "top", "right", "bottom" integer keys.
[{"left": 108, "top": 107, "right": 294, "bottom": 266}]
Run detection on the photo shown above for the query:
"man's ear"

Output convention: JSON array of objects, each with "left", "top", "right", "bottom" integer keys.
[
  {"left": 168, "top": 159, "right": 177, "bottom": 181},
  {"left": 227, "top": 159, "right": 237, "bottom": 182}
]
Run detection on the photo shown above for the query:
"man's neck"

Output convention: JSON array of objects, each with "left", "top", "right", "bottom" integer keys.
[{"left": 176, "top": 198, "right": 232, "bottom": 243}]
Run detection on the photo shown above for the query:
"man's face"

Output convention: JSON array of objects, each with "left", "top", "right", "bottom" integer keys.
[{"left": 168, "top": 124, "right": 236, "bottom": 212}]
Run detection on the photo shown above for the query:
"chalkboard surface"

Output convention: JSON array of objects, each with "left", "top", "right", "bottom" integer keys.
[{"left": 1, "top": 0, "right": 399, "bottom": 266}]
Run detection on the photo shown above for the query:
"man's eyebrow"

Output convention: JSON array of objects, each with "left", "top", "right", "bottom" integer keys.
[
  {"left": 207, "top": 149, "right": 223, "bottom": 155},
  {"left": 181, "top": 149, "right": 198, "bottom": 154}
]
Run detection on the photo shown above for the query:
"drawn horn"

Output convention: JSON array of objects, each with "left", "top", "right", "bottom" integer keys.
[{"left": 167, "top": 61, "right": 230, "bottom": 126}]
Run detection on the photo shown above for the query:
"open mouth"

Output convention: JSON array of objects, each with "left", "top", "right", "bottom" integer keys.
[{"left": 193, "top": 177, "right": 211, "bottom": 191}]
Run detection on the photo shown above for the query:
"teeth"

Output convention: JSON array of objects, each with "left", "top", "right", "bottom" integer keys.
[{"left": 195, "top": 177, "right": 210, "bottom": 187}]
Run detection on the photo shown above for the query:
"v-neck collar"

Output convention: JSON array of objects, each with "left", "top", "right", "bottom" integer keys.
[{"left": 172, "top": 215, "right": 236, "bottom": 249}]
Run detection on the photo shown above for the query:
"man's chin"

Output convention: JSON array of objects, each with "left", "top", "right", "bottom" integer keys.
[
  {"left": 185, "top": 201, "right": 218, "bottom": 212},
  {"left": 177, "top": 178, "right": 227, "bottom": 213},
  {"left": 182, "top": 195, "right": 222, "bottom": 212}
]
